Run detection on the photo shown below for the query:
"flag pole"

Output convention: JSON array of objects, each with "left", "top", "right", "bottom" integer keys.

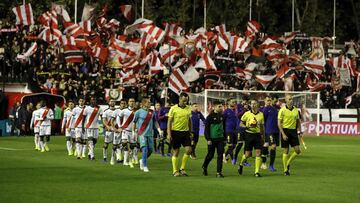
[
  {"left": 141, "top": 0, "right": 144, "bottom": 18},
  {"left": 292, "top": 0, "right": 295, "bottom": 32},
  {"left": 249, "top": 0, "right": 252, "bottom": 20},
  {"left": 332, "top": 0, "right": 336, "bottom": 49},
  {"left": 23, "top": 0, "right": 25, "bottom": 5},
  {"left": 204, "top": 0, "right": 206, "bottom": 30},
  {"left": 75, "top": 0, "right": 78, "bottom": 23}
]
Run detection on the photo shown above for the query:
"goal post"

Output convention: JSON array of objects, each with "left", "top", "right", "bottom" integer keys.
[{"left": 188, "top": 89, "right": 321, "bottom": 136}]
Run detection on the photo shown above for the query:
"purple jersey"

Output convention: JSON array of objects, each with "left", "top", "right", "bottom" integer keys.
[
  {"left": 261, "top": 106, "right": 279, "bottom": 134},
  {"left": 223, "top": 108, "right": 239, "bottom": 134},
  {"left": 158, "top": 107, "right": 170, "bottom": 130}
]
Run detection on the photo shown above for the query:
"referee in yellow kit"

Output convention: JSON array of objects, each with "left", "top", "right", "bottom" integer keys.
[
  {"left": 278, "top": 95, "right": 302, "bottom": 176},
  {"left": 167, "top": 93, "right": 192, "bottom": 177}
]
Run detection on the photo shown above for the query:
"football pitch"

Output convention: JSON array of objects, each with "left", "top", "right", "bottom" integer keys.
[{"left": 0, "top": 136, "right": 359, "bottom": 203}]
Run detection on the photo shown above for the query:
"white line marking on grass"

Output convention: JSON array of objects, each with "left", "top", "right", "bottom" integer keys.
[{"left": 0, "top": 147, "right": 23, "bottom": 151}]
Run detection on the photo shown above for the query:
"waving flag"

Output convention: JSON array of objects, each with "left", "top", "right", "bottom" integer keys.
[
  {"left": 38, "top": 10, "right": 58, "bottom": 29},
  {"left": 245, "top": 20, "right": 261, "bottom": 37},
  {"left": 168, "top": 68, "right": 190, "bottom": 95},
  {"left": 195, "top": 53, "right": 217, "bottom": 70},
  {"left": 120, "top": 5, "right": 133, "bottom": 21},
  {"left": 215, "top": 24, "right": 230, "bottom": 45},
  {"left": 17, "top": 42, "right": 37, "bottom": 60},
  {"left": 214, "top": 35, "right": 229, "bottom": 54},
  {"left": 12, "top": 4, "right": 34, "bottom": 26},
  {"left": 64, "top": 22, "right": 84, "bottom": 38},
  {"left": 229, "top": 35, "right": 248, "bottom": 54},
  {"left": 255, "top": 75, "right": 276, "bottom": 89}
]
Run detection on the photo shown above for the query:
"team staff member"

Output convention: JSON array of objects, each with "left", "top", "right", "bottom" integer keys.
[
  {"left": 223, "top": 98, "right": 239, "bottom": 164},
  {"left": 202, "top": 101, "right": 226, "bottom": 178},
  {"left": 278, "top": 95, "right": 302, "bottom": 176},
  {"left": 190, "top": 103, "right": 205, "bottom": 159},
  {"left": 238, "top": 100, "right": 265, "bottom": 177},
  {"left": 167, "top": 93, "right": 192, "bottom": 177},
  {"left": 260, "top": 96, "right": 280, "bottom": 172}
]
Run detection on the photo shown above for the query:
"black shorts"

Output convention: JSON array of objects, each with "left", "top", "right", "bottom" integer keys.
[
  {"left": 266, "top": 133, "right": 280, "bottom": 146},
  {"left": 191, "top": 132, "right": 199, "bottom": 143},
  {"left": 226, "top": 132, "right": 238, "bottom": 145},
  {"left": 244, "top": 132, "right": 262, "bottom": 151},
  {"left": 238, "top": 132, "right": 245, "bottom": 142},
  {"left": 171, "top": 131, "right": 192, "bottom": 149},
  {"left": 244, "top": 132, "right": 263, "bottom": 151},
  {"left": 281, "top": 129, "right": 300, "bottom": 148}
]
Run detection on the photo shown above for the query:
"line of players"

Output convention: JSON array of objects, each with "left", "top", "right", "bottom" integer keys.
[{"left": 29, "top": 94, "right": 301, "bottom": 177}]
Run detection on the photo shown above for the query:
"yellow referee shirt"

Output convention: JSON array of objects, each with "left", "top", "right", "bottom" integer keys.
[
  {"left": 278, "top": 106, "right": 299, "bottom": 129},
  {"left": 168, "top": 104, "right": 192, "bottom": 131},
  {"left": 241, "top": 110, "right": 264, "bottom": 134}
]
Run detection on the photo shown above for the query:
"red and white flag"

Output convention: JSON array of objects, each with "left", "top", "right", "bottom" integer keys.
[
  {"left": 52, "top": 3, "right": 71, "bottom": 22},
  {"left": 17, "top": 42, "right": 37, "bottom": 60},
  {"left": 214, "top": 35, "right": 228, "bottom": 54},
  {"left": 276, "top": 62, "right": 291, "bottom": 78},
  {"left": 92, "top": 45, "right": 109, "bottom": 65},
  {"left": 38, "top": 10, "right": 58, "bottom": 29},
  {"left": 255, "top": 75, "right": 276, "bottom": 89},
  {"left": 229, "top": 35, "right": 248, "bottom": 54},
  {"left": 245, "top": 20, "right": 261, "bottom": 37},
  {"left": 81, "top": 3, "right": 95, "bottom": 21},
  {"left": 168, "top": 68, "right": 190, "bottom": 95},
  {"left": 214, "top": 24, "right": 230, "bottom": 45},
  {"left": 164, "top": 22, "right": 183, "bottom": 37},
  {"left": 184, "top": 65, "right": 200, "bottom": 82},
  {"left": 38, "top": 28, "right": 62, "bottom": 45},
  {"left": 79, "top": 20, "right": 91, "bottom": 34},
  {"left": 147, "top": 51, "right": 166, "bottom": 74},
  {"left": 281, "top": 32, "right": 298, "bottom": 45},
  {"left": 12, "top": 3, "right": 34, "bottom": 26},
  {"left": 159, "top": 45, "right": 180, "bottom": 65},
  {"left": 104, "top": 19, "right": 120, "bottom": 31},
  {"left": 244, "top": 63, "right": 258, "bottom": 80},
  {"left": 63, "top": 42, "right": 84, "bottom": 64},
  {"left": 64, "top": 22, "right": 84, "bottom": 38},
  {"left": 140, "top": 32, "right": 158, "bottom": 50},
  {"left": 119, "top": 5, "right": 133, "bottom": 21},
  {"left": 261, "top": 38, "right": 283, "bottom": 54},
  {"left": 195, "top": 53, "right": 217, "bottom": 70}
]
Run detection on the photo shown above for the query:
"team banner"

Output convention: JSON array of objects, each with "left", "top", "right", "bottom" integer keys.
[{"left": 302, "top": 122, "right": 360, "bottom": 136}]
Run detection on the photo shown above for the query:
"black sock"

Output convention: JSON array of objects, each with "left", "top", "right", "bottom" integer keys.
[
  {"left": 270, "top": 149, "right": 276, "bottom": 166},
  {"left": 261, "top": 147, "right": 269, "bottom": 163},
  {"left": 234, "top": 143, "right": 243, "bottom": 160}
]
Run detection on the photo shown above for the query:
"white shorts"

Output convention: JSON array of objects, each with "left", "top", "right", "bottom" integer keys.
[
  {"left": 65, "top": 129, "right": 75, "bottom": 138},
  {"left": 34, "top": 126, "right": 40, "bottom": 134},
  {"left": 87, "top": 128, "right": 99, "bottom": 139},
  {"left": 39, "top": 126, "right": 51, "bottom": 136},
  {"left": 113, "top": 132, "right": 122, "bottom": 145},
  {"left": 122, "top": 130, "right": 136, "bottom": 144},
  {"left": 75, "top": 128, "right": 85, "bottom": 139},
  {"left": 104, "top": 131, "right": 114, "bottom": 144}
]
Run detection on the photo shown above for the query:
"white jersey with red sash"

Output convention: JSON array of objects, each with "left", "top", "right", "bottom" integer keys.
[
  {"left": 118, "top": 107, "right": 134, "bottom": 131},
  {"left": 112, "top": 108, "right": 124, "bottom": 129},
  {"left": 134, "top": 108, "right": 156, "bottom": 137},
  {"left": 84, "top": 106, "right": 103, "bottom": 129},
  {"left": 38, "top": 107, "right": 54, "bottom": 126},
  {"left": 30, "top": 109, "right": 41, "bottom": 129},
  {"left": 62, "top": 109, "right": 74, "bottom": 130},
  {"left": 72, "top": 105, "right": 86, "bottom": 129},
  {"left": 103, "top": 108, "right": 115, "bottom": 130}
]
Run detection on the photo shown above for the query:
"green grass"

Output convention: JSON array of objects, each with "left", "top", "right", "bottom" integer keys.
[{"left": 0, "top": 136, "right": 359, "bottom": 203}]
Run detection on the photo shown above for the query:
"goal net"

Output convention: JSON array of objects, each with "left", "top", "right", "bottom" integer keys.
[{"left": 188, "top": 89, "right": 320, "bottom": 136}]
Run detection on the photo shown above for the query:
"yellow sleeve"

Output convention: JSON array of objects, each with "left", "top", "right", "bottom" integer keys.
[
  {"left": 241, "top": 111, "right": 248, "bottom": 122},
  {"left": 278, "top": 108, "right": 284, "bottom": 120},
  {"left": 168, "top": 106, "right": 175, "bottom": 118},
  {"left": 259, "top": 113, "right": 265, "bottom": 125}
]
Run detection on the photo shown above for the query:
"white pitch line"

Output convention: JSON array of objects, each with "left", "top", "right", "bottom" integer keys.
[{"left": 0, "top": 147, "right": 22, "bottom": 151}]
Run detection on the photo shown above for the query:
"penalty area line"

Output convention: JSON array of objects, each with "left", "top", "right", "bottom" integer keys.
[{"left": 0, "top": 147, "right": 26, "bottom": 151}]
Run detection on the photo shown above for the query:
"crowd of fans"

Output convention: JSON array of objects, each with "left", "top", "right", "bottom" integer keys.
[{"left": 1, "top": 18, "right": 360, "bottom": 109}]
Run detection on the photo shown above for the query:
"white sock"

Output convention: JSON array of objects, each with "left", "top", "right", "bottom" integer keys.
[
  {"left": 36, "top": 136, "right": 40, "bottom": 148},
  {"left": 40, "top": 141, "right": 44, "bottom": 150},
  {"left": 34, "top": 135, "right": 38, "bottom": 148},
  {"left": 88, "top": 140, "right": 94, "bottom": 158},
  {"left": 76, "top": 143, "right": 82, "bottom": 157},
  {"left": 66, "top": 141, "right": 72, "bottom": 153},
  {"left": 103, "top": 147, "right": 107, "bottom": 159},
  {"left": 124, "top": 151, "right": 129, "bottom": 164},
  {"left": 82, "top": 144, "right": 87, "bottom": 157},
  {"left": 111, "top": 149, "right": 115, "bottom": 163},
  {"left": 116, "top": 148, "right": 121, "bottom": 160},
  {"left": 133, "top": 148, "right": 138, "bottom": 163}
]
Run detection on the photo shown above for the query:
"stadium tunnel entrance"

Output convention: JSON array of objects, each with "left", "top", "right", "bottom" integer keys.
[{"left": 21, "top": 93, "right": 65, "bottom": 109}]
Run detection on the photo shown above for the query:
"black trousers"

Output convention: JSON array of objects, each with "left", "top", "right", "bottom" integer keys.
[{"left": 202, "top": 140, "right": 225, "bottom": 173}]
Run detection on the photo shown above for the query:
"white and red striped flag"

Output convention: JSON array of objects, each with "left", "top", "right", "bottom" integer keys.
[
  {"left": 79, "top": 20, "right": 91, "bottom": 34},
  {"left": 38, "top": 10, "right": 58, "bottom": 29},
  {"left": 214, "top": 24, "right": 230, "bottom": 45},
  {"left": 245, "top": 20, "right": 261, "bottom": 37},
  {"left": 147, "top": 51, "right": 166, "bottom": 74},
  {"left": 255, "top": 75, "right": 276, "bottom": 89},
  {"left": 38, "top": 28, "right": 62, "bottom": 45},
  {"left": 140, "top": 32, "right": 158, "bottom": 50},
  {"left": 168, "top": 68, "right": 190, "bottom": 95},
  {"left": 17, "top": 42, "right": 37, "bottom": 60},
  {"left": 159, "top": 45, "right": 180, "bottom": 65},
  {"left": 64, "top": 22, "right": 84, "bottom": 38},
  {"left": 244, "top": 63, "right": 258, "bottom": 80},
  {"left": 12, "top": 3, "right": 34, "bottom": 26},
  {"left": 119, "top": 5, "right": 133, "bottom": 21},
  {"left": 184, "top": 65, "right": 200, "bottom": 82},
  {"left": 164, "top": 22, "right": 183, "bottom": 37},
  {"left": 195, "top": 53, "right": 217, "bottom": 70},
  {"left": 261, "top": 38, "right": 283, "bottom": 54},
  {"left": 214, "top": 35, "right": 228, "bottom": 54},
  {"left": 229, "top": 35, "right": 248, "bottom": 54}
]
